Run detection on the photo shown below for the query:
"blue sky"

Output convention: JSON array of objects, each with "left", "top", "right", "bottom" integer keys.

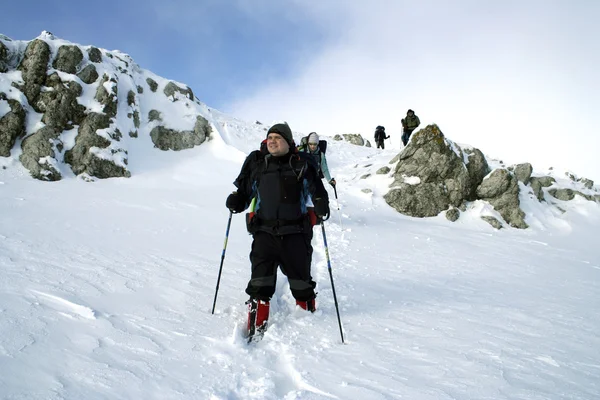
[{"left": 2, "top": 0, "right": 600, "bottom": 181}]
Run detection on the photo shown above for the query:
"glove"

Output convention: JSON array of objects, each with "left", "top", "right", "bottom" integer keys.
[
  {"left": 226, "top": 191, "right": 246, "bottom": 213},
  {"left": 314, "top": 197, "right": 330, "bottom": 218},
  {"left": 328, "top": 178, "right": 336, "bottom": 187}
]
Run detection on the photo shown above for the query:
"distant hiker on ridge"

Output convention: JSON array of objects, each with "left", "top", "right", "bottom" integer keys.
[
  {"left": 401, "top": 109, "right": 420, "bottom": 146},
  {"left": 374, "top": 126, "right": 390, "bottom": 149}
]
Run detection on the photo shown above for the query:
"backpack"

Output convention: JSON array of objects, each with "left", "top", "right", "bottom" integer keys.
[{"left": 375, "top": 126, "right": 385, "bottom": 141}]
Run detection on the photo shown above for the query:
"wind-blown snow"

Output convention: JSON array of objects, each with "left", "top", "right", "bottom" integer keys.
[{"left": 1, "top": 107, "right": 600, "bottom": 399}]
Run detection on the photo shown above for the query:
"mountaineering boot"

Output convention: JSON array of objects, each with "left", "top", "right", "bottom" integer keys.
[
  {"left": 246, "top": 298, "right": 269, "bottom": 342},
  {"left": 296, "top": 298, "right": 316, "bottom": 312}
]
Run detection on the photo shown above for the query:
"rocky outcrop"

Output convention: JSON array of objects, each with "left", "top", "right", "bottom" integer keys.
[
  {"left": 383, "top": 124, "right": 530, "bottom": 229},
  {"left": 384, "top": 125, "right": 471, "bottom": 217},
  {"left": 0, "top": 34, "right": 218, "bottom": 181},
  {"left": 151, "top": 115, "right": 211, "bottom": 151}
]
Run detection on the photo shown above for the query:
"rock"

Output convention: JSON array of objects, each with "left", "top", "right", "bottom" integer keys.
[
  {"left": 95, "top": 74, "right": 118, "bottom": 118},
  {"left": 577, "top": 178, "right": 594, "bottom": 189},
  {"left": 148, "top": 109, "right": 162, "bottom": 122},
  {"left": 376, "top": 166, "right": 391, "bottom": 174},
  {"left": 385, "top": 125, "right": 470, "bottom": 217},
  {"left": 87, "top": 47, "right": 102, "bottom": 63},
  {"left": 0, "top": 40, "right": 8, "bottom": 72},
  {"left": 361, "top": 188, "right": 373, "bottom": 194},
  {"left": 529, "top": 176, "right": 555, "bottom": 201},
  {"left": 37, "top": 73, "right": 86, "bottom": 131},
  {"left": 546, "top": 188, "right": 594, "bottom": 202},
  {"left": 365, "top": 140, "right": 371, "bottom": 147},
  {"left": 127, "top": 90, "right": 136, "bottom": 106},
  {"left": 17, "top": 39, "right": 51, "bottom": 105},
  {"left": 477, "top": 169, "right": 528, "bottom": 229},
  {"left": 481, "top": 216, "right": 503, "bottom": 229},
  {"left": 514, "top": 163, "right": 533, "bottom": 184},
  {"left": 463, "top": 148, "right": 490, "bottom": 200},
  {"left": 64, "top": 112, "right": 112, "bottom": 175},
  {"left": 0, "top": 94, "right": 27, "bottom": 156},
  {"left": 52, "top": 45, "right": 83, "bottom": 74},
  {"left": 150, "top": 115, "right": 211, "bottom": 151},
  {"left": 341, "top": 134, "right": 365, "bottom": 146},
  {"left": 333, "top": 134, "right": 342, "bottom": 141},
  {"left": 163, "top": 81, "right": 194, "bottom": 101},
  {"left": 19, "top": 126, "right": 62, "bottom": 181},
  {"left": 77, "top": 64, "right": 99, "bottom": 84},
  {"left": 446, "top": 207, "right": 460, "bottom": 222},
  {"left": 146, "top": 77, "right": 158, "bottom": 92}
]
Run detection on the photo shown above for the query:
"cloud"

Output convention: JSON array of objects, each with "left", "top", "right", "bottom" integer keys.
[{"left": 226, "top": 1, "right": 600, "bottom": 181}]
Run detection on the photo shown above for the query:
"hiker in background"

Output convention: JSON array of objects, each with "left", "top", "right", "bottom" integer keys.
[
  {"left": 374, "top": 126, "right": 390, "bottom": 149},
  {"left": 226, "top": 123, "right": 330, "bottom": 340},
  {"left": 298, "top": 132, "right": 336, "bottom": 187},
  {"left": 401, "top": 109, "right": 420, "bottom": 146}
]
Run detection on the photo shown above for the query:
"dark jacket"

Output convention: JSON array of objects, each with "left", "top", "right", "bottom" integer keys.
[
  {"left": 233, "top": 150, "right": 328, "bottom": 235},
  {"left": 402, "top": 113, "right": 420, "bottom": 131}
]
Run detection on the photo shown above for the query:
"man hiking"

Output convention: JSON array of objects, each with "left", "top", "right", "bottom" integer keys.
[
  {"left": 401, "top": 109, "right": 420, "bottom": 146},
  {"left": 226, "top": 123, "right": 330, "bottom": 340},
  {"left": 374, "top": 126, "right": 389, "bottom": 149}
]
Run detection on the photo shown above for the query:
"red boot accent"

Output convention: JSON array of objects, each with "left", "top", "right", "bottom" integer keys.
[
  {"left": 247, "top": 299, "right": 270, "bottom": 339},
  {"left": 296, "top": 298, "right": 316, "bottom": 312}
]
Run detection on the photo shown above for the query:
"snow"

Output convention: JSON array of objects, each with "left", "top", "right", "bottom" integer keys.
[
  {"left": 1, "top": 33, "right": 600, "bottom": 400},
  {"left": 1, "top": 119, "right": 599, "bottom": 399}
]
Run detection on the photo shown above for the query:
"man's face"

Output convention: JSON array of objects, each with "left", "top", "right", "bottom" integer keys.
[
  {"left": 308, "top": 142, "right": 318, "bottom": 152},
  {"left": 408, "top": 111, "right": 414, "bottom": 116},
  {"left": 267, "top": 133, "right": 290, "bottom": 156}
]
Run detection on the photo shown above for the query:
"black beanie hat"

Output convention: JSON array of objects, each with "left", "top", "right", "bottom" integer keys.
[{"left": 267, "top": 123, "right": 294, "bottom": 147}]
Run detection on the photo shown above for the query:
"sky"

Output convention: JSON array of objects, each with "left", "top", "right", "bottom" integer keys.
[
  {"left": 1, "top": 0, "right": 599, "bottom": 181},
  {"left": 1, "top": 101, "right": 600, "bottom": 398}
]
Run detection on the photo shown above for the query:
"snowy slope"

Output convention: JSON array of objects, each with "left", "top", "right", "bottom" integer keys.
[{"left": 2, "top": 110, "right": 600, "bottom": 400}]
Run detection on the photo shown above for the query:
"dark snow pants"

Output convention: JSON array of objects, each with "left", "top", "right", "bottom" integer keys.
[
  {"left": 246, "top": 231, "right": 316, "bottom": 302},
  {"left": 376, "top": 139, "right": 385, "bottom": 149},
  {"left": 402, "top": 129, "right": 415, "bottom": 146}
]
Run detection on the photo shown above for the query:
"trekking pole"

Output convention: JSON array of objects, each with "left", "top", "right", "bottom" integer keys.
[
  {"left": 333, "top": 185, "right": 343, "bottom": 232},
  {"left": 320, "top": 221, "right": 345, "bottom": 344},
  {"left": 211, "top": 211, "right": 233, "bottom": 314}
]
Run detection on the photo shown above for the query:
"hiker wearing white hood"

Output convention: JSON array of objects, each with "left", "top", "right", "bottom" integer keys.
[{"left": 298, "top": 132, "right": 336, "bottom": 187}]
